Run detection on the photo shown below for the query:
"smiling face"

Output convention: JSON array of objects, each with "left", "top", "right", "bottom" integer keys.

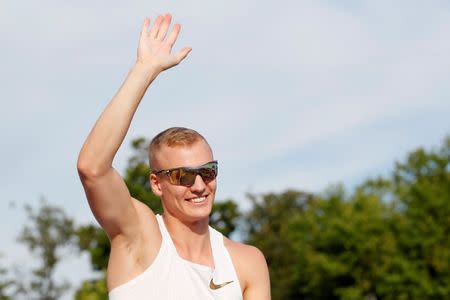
[{"left": 150, "top": 139, "right": 217, "bottom": 223}]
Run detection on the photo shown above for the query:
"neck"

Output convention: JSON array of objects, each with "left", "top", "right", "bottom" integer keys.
[{"left": 162, "top": 213, "right": 213, "bottom": 267}]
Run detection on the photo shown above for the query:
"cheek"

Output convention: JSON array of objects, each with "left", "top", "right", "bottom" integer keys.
[
  {"left": 208, "top": 180, "right": 217, "bottom": 193},
  {"left": 161, "top": 184, "right": 188, "bottom": 200}
]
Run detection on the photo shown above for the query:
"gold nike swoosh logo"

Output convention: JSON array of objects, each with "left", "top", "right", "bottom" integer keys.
[{"left": 209, "top": 278, "right": 234, "bottom": 290}]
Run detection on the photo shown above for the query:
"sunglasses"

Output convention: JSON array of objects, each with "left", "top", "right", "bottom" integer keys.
[{"left": 152, "top": 160, "right": 218, "bottom": 187}]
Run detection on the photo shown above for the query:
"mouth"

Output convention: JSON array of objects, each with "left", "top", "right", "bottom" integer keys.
[{"left": 186, "top": 195, "right": 208, "bottom": 204}]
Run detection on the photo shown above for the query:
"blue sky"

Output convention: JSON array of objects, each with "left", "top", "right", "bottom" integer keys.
[{"left": 1, "top": 0, "right": 449, "bottom": 298}]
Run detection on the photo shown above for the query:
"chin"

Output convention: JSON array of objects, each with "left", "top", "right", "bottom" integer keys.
[{"left": 182, "top": 199, "right": 213, "bottom": 222}]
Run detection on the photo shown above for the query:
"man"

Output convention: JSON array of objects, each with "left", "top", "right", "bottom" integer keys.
[{"left": 77, "top": 13, "right": 270, "bottom": 299}]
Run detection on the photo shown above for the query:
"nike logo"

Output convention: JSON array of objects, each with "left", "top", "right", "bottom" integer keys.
[{"left": 209, "top": 278, "right": 233, "bottom": 290}]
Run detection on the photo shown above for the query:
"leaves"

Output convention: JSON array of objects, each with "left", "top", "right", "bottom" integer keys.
[
  {"left": 74, "top": 275, "right": 107, "bottom": 300},
  {"left": 16, "top": 199, "right": 75, "bottom": 300},
  {"left": 243, "top": 135, "right": 450, "bottom": 300},
  {"left": 209, "top": 199, "right": 241, "bottom": 237},
  {"left": 0, "top": 256, "right": 14, "bottom": 300},
  {"left": 5, "top": 135, "right": 448, "bottom": 299}
]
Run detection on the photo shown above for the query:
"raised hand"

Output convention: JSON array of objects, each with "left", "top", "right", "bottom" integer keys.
[{"left": 137, "top": 13, "right": 191, "bottom": 73}]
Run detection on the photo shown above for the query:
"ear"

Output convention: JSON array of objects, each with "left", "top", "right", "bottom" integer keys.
[{"left": 150, "top": 173, "right": 163, "bottom": 197}]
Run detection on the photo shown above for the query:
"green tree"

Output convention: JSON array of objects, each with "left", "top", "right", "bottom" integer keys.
[
  {"left": 244, "top": 136, "right": 450, "bottom": 300},
  {"left": 210, "top": 199, "right": 241, "bottom": 237},
  {"left": 73, "top": 225, "right": 109, "bottom": 300},
  {"left": 124, "top": 137, "right": 162, "bottom": 213},
  {"left": 388, "top": 136, "right": 450, "bottom": 299},
  {"left": 244, "top": 190, "right": 314, "bottom": 300},
  {"left": 16, "top": 199, "right": 75, "bottom": 300},
  {"left": 244, "top": 185, "right": 406, "bottom": 300},
  {"left": 0, "top": 256, "right": 14, "bottom": 300},
  {"left": 291, "top": 185, "right": 403, "bottom": 300},
  {"left": 77, "top": 225, "right": 109, "bottom": 273},
  {"left": 74, "top": 276, "right": 107, "bottom": 300},
  {"left": 8, "top": 135, "right": 449, "bottom": 299}
]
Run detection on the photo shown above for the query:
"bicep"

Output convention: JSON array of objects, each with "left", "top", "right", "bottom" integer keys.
[
  {"left": 79, "top": 167, "right": 140, "bottom": 239},
  {"left": 243, "top": 248, "right": 271, "bottom": 300}
]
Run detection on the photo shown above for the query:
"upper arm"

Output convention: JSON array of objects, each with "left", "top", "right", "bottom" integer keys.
[
  {"left": 242, "top": 246, "right": 271, "bottom": 300},
  {"left": 78, "top": 166, "right": 146, "bottom": 240},
  {"left": 226, "top": 241, "right": 271, "bottom": 300}
]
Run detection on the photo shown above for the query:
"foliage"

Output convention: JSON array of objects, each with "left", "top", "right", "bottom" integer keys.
[
  {"left": 243, "top": 136, "right": 450, "bottom": 300},
  {"left": 0, "top": 256, "right": 14, "bottom": 300},
  {"left": 74, "top": 274, "right": 107, "bottom": 300},
  {"left": 210, "top": 199, "right": 241, "bottom": 237},
  {"left": 8, "top": 136, "right": 448, "bottom": 299},
  {"left": 76, "top": 225, "right": 109, "bottom": 272},
  {"left": 16, "top": 199, "right": 75, "bottom": 300},
  {"left": 389, "top": 136, "right": 450, "bottom": 299},
  {"left": 124, "top": 137, "right": 163, "bottom": 214},
  {"left": 73, "top": 226, "right": 108, "bottom": 299},
  {"left": 244, "top": 190, "right": 314, "bottom": 299}
]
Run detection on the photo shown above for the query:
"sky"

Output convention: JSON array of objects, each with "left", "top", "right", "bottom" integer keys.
[{"left": 1, "top": 0, "right": 449, "bottom": 298}]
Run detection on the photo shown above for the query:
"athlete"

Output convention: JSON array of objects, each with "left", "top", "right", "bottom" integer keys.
[{"left": 77, "top": 13, "right": 271, "bottom": 299}]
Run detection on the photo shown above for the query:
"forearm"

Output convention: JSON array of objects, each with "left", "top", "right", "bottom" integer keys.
[
  {"left": 78, "top": 14, "right": 190, "bottom": 176},
  {"left": 78, "top": 63, "right": 159, "bottom": 175}
]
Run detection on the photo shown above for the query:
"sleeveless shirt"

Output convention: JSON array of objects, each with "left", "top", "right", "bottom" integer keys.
[{"left": 109, "top": 214, "right": 243, "bottom": 300}]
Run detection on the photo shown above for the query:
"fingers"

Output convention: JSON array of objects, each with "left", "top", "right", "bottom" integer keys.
[
  {"left": 140, "top": 18, "right": 150, "bottom": 38},
  {"left": 166, "top": 23, "right": 181, "bottom": 47},
  {"left": 149, "top": 15, "right": 163, "bottom": 39},
  {"left": 139, "top": 13, "right": 191, "bottom": 68},
  {"left": 156, "top": 14, "right": 172, "bottom": 40}
]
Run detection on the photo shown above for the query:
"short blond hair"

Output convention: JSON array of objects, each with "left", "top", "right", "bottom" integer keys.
[{"left": 148, "top": 127, "right": 210, "bottom": 170}]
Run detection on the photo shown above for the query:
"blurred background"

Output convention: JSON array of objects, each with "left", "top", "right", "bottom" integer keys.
[{"left": 1, "top": 0, "right": 449, "bottom": 299}]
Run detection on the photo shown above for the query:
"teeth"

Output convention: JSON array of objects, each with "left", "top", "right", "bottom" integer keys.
[{"left": 190, "top": 197, "right": 206, "bottom": 203}]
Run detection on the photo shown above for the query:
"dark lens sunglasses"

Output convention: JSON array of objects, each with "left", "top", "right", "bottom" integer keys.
[{"left": 152, "top": 160, "right": 218, "bottom": 187}]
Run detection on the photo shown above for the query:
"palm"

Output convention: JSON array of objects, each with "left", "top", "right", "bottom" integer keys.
[{"left": 137, "top": 14, "right": 191, "bottom": 72}]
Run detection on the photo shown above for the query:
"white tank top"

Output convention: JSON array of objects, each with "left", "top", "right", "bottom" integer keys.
[{"left": 109, "top": 215, "right": 243, "bottom": 300}]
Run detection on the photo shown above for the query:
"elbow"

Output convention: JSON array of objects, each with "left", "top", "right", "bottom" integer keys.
[
  {"left": 77, "top": 157, "right": 94, "bottom": 179},
  {"left": 77, "top": 154, "right": 105, "bottom": 179}
]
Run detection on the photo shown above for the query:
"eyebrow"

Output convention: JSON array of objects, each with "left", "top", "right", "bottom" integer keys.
[{"left": 152, "top": 160, "right": 217, "bottom": 174}]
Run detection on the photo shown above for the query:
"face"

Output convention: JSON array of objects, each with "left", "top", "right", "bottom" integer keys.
[{"left": 150, "top": 140, "right": 217, "bottom": 223}]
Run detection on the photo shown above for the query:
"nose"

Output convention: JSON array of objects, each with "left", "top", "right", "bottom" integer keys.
[{"left": 190, "top": 174, "right": 206, "bottom": 193}]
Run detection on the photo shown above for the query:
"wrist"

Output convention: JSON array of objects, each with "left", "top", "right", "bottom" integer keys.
[{"left": 131, "top": 62, "right": 162, "bottom": 82}]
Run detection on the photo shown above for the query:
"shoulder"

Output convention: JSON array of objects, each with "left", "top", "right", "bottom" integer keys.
[
  {"left": 224, "top": 238, "right": 266, "bottom": 267},
  {"left": 224, "top": 238, "right": 271, "bottom": 299}
]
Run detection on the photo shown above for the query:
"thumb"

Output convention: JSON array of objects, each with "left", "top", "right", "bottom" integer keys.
[{"left": 175, "top": 47, "right": 192, "bottom": 64}]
